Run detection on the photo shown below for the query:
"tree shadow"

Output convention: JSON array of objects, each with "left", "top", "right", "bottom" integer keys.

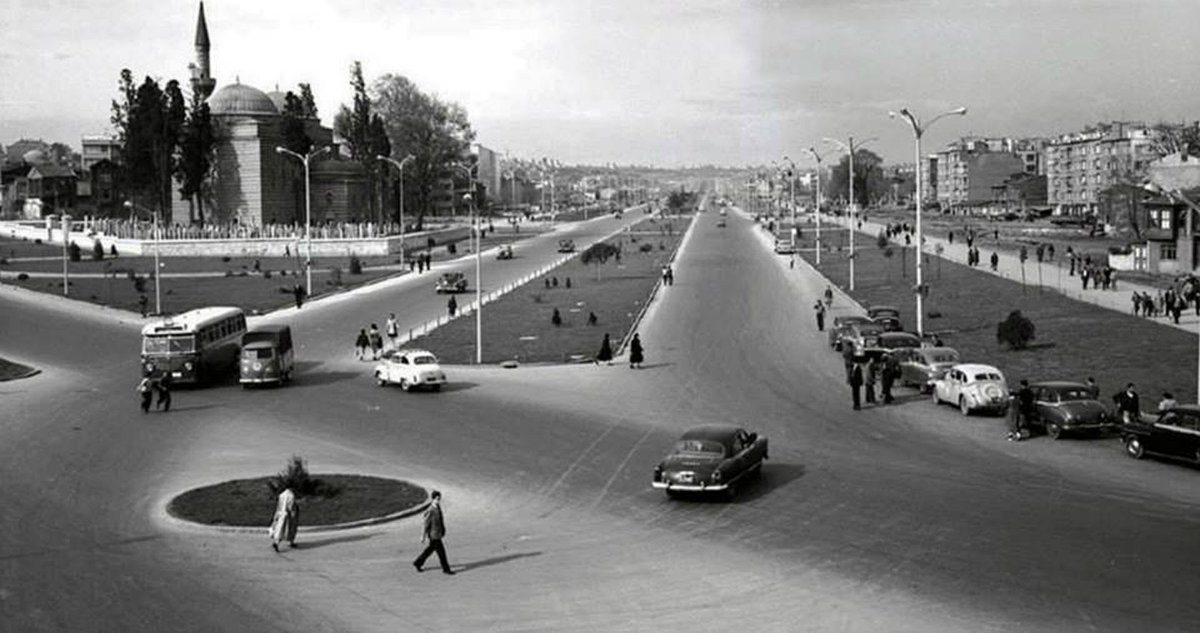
[
  {"left": 635, "top": 362, "right": 675, "bottom": 370},
  {"left": 289, "top": 532, "right": 376, "bottom": 550},
  {"left": 438, "top": 381, "right": 478, "bottom": 393},
  {"left": 160, "top": 404, "right": 221, "bottom": 413},
  {"left": 455, "top": 551, "right": 542, "bottom": 573}
]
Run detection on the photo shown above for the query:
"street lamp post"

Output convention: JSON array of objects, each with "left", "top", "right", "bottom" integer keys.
[
  {"left": 806, "top": 147, "right": 834, "bottom": 265},
  {"left": 824, "top": 136, "right": 878, "bottom": 291},
  {"left": 377, "top": 153, "right": 416, "bottom": 267},
  {"left": 783, "top": 156, "right": 798, "bottom": 247},
  {"left": 451, "top": 163, "right": 483, "bottom": 364},
  {"left": 889, "top": 106, "right": 968, "bottom": 337},
  {"left": 276, "top": 145, "right": 331, "bottom": 299},
  {"left": 123, "top": 200, "right": 161, "bottom": 314}
]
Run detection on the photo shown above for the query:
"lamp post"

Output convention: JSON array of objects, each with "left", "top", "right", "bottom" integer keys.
[
  {"left": 60, "top": 213, "right": 70, "bottom": 297},
  {"left": 276, "top": 145, "right": 330, "bottom": 299},
  {"left": 123, "top": 200, "right": 161, "bottom": 314},
  {"left": 889, "top": 106, "right": 968, "bottom": 337},
  {"left": 451, "top": 163, "right": 483, "bottom": 364},
  {"left": 806, "top": 147, "right": 835, "bottom": 265},
  {"left": 824, "top": 136, "right": 878, "bottom": 291},
  {"left": 783, "top": 156, "right": 798, "bottom": 247},
  {"left": 377, "top": 153, "right": 416, "bottom": 267}
]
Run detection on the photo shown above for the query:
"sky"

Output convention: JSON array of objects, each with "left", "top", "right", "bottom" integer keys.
[{"left": 2, "top": 0, "right": 1199, "bottom": 167}]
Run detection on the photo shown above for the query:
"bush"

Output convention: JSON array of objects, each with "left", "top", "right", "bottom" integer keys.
[
  {"left": 330, "top": 267, "right": 343, "bottom": 286},
  {"left": 267, "top": 455, "right": 321, "bottom": 497},
  {"left": 132, "top": 275, "right": 147, "bottom": 293},
  {"left": 68, "top": 241, "right": 81, "bottom": 262},
  {"left": 348, "top": 254, "right": 363, "bottom": 275},
  {"left": 16, "top": 273, "right": 29, "bottom": 281},
  {"left": 92, "top": 241, "right": 104, "bottom": 261},
  {"left": 639, "top": 243, "right": 654, "bottom": 253},
  {"left": 222, "top": 256, "right": 231, "bottom": 263},
  {"left": 447, "top": 242, "right": 457, "bottom": 255},
  {"left": 263, "top": 270, "right": 272, "bottom": 279},
  {"left": 34, "top": 238, "right": 42, "bottom": 245},
  {"left": 997, "top": 310, "right": 1036, "bottom": 350},
  {"left": 551, "top": 307, "right": 563, "bottom": 326}
]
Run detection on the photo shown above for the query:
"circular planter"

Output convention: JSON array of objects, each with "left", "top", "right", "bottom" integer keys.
[{"left": 167, "top": 474, "right": 427, "bottom": 531}]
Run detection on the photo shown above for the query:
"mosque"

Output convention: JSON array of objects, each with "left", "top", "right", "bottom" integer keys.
[{"left": 173, "top": 2, "right": 369, "bottom": 227}]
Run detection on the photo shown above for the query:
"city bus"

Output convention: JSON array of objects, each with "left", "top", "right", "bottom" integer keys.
[
  {"left": 239, "top": 324, "right": 295, "bottom": 387},
  {"left": 141, "top": 307, "right": 247, "bottom": 385}
]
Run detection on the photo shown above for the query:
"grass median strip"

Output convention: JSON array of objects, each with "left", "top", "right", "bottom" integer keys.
[{"left": 416, "top": 215, "right": 692, "bottom": 364}]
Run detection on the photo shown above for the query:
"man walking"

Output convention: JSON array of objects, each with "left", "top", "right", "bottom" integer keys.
[
  {"left": 155, "top": 373, "right": 172, "bottom": 412},
  {"left": 385, "top": 313, "right": 399, "bottom": 350},
  {"left": 880, "top": 352, "right": 898, "bottom": 404},
  {"left": 447, "top": 295, "right": 458, "bottom": 317},
  {"left": 863, "top": 356, "right": 877, "bottom": 405},
  {"left": 1113, "top": 383, "right": 1141, "bottom": 424},
  {"left": 1008, "top": 379, "right": 1034, "bottom": 441},
  {"left": 989, "top": 251, "right": 999, "bottom": 272},
  {"left": 293, "top": 283, "right": 305, "bottom": 309},
  {"left": 413, "top": 490, "right": 454, "bottom": 575},
  {"left": 813, "top": 301, "right": 826, "bottom": 331},
  {"left": 848, "top": 361, "right": 863, "bottom": 411}
]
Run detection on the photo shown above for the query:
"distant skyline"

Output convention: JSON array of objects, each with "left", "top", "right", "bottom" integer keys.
[{"left": 2, "top": 0, "right": 1198, "bottom": 167}]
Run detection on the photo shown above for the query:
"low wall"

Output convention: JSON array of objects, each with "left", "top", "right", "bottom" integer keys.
[{"left": 0, "top": 221, "right": 470, "bottom": 257}]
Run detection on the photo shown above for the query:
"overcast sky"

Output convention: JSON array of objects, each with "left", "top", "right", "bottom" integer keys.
[{"left": 2, "top": 0, "right": 1198, "bottom": 167}]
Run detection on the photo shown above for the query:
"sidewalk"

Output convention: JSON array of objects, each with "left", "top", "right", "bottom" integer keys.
[{"left": 824, "top": 214, "right": 1200, "bottom": 335}]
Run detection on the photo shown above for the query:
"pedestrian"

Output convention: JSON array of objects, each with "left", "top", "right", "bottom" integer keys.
[
  {"left": 447, "top": 295, "right": 458, "bottom": 317},
  {"left": 385, "top": 313, "right": 399, "bottom": 349},
  {"left": 813, "top": 301, "right": 826, "bottom": 331},
  {"left": 138, "top": 294, "right": 149, "bottom": 318},
  {"left": 155, "top": 373, "right": 172, "bottom": 412},
  {"left": 293, "top": 283, "right": 305, "bottom": 309},
  {"left": 1132, "top": 293, "right": 1141, "bottom": 316},
  {"left": 948, "top": 230, "right": 954, "bottom": 245},
  {"left": 1085, "top": 376, "right": 1100, "bottom": 400},
  {"left": 989, "top": 251, "right": 999, "bottom": 271},
  {"left": 137, "top": 376, "right": 153, "bottom": 413},
  {"left": 848, "top": 361, "right": 863, "bottom": 410},
  {"left": 587, "top": 311, "right": 598, "bottom": 326},
  {"left": 1112, "top": 383, "right": 1141, "bottom": 424},
  {"left": 368, "top": 323, "right": 383, "bottom": 360},
  {"left": 412, "top": 490, "right": 453, "bottom": 575},
  {"left": 863, "top": 356, "right": 877, "bottom": 405},
  {"left": 355, "top": 328, "right": 369, "bottom": 360},
  {"left": 880, "top": 352, "right": 897, "bottom": 404},
  {"left": 1080, "top": 268, "right": 1089, "bottom": 290},
  {"left": 285, "top": 244, "right": 291, "bottom": 257},
  {"left": 596, "top": 333, "right": 613, "bottom": 365},
  {"left": 1008, "top": 380, "right": 1034, "bottom": 441},
  {"left": 268, "top": 487, "right": 299, "bottom": 552},
  {"left": 629, "top": 333, "right": 644, "bottom": 369},
  {"left": 824, "top": 285, "right": 834, "bottom": 307},
  {"left": 1158, "top": 392, "right": 1178, "bottom": 412}
]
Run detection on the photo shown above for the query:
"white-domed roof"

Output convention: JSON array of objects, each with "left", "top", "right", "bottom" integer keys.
[
  {"left": 207, "top": 82, "right": 279, "bottom": 117},
  {"left": 22, "top": 148, "right": 50, "bottom": 165}
]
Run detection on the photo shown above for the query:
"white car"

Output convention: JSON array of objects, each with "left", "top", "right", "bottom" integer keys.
[
  {"left": 932, "top": 363, "right": 1009, "bottom": 416},
  {"left": 374, "top": 349, "right": 447, "bottom": 392}
]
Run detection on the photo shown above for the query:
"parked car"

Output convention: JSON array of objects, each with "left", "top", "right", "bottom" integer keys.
[
  {"left": 496, "top": 244, "right": 514, "bottom": 260},
  {"left": 1028, "top": 381, "right": 1118, "bottom": 439},
  {"left": 557, "top": 239, "right": 575, "bottom": 253},
  {"left": 842, "top": 321, "right": 887, "bottom": 354},
  {"left": 774, "top": 239, "right": 796, "bottom": 255},
  {"left": 867, "top": 305, "right": 901, "bottom": 321},
  {"left": 373, "top": 349, "right": 447, "bottom": 392},
  {"left": 435, "top": 271, "right": 468, "bottom": 293},
  {"left": 872, "top": 316, "right": 903, "bottom": 332},
  {"left": 932, "top": 363, "right": 1009, "bottom": 416},
  {"left": 872, "top": 331, "right": 922, "bottom": 352},
  {"left": 894, "top": 347, "right": 960, "bottom": 392},
  {"left": 828, "top": 315, "right": 872, "bottom": 350},
  {"left": 1121, "top": 405, "right": 1200, "bottom": 463},
  {"left": 652, "top": 425, "right": 768, "bottom": 498}
]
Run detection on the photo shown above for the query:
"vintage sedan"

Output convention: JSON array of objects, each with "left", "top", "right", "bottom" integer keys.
[
  {"left": 652, "top": 425, "right": 768, "bottom": 498},
  {"left": 828, "top": 315, "right": 872, "bottom": 350},
  {"left": 1028, "top": 381, "right": 1118, "bottom": 439},
  {"left": 373, "top": 349, "right": 447, "bottom": 392},
  {"left": 496, "top": 244, "right": 514, "bottom": 260},
  {"left": 842, "top": 321, "right": 887, "bottom": 354},
  {"left": 932, "top": 363, "right": 1009, "bottom": 416},
  {"left": 867, "top": 305, "right": 901, "bottom": 321},
  {"left": 435, "top": 272, "right": 468, "bottom": 293},
  {"left": 1121, "top": 405, "right": 1200, "bottom": 464},
  {"left": 872, "top": 331, "right": 922, "bottom": 352},
  {"left": 894, "top": 347, "right": 960, "bottom": 393},
  {"left": 557, "top": 239, "right": 576, "bottom": 253}
]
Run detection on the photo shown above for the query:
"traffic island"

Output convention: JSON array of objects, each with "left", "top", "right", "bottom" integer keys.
[
  {"left": 0, "top": 357, "right": 40, "bottom": 381},
  {"left": 167, "top": 474, "right": 429, "bottom": 532}
]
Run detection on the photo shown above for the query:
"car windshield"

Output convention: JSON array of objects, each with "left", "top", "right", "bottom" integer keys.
[
  {"left": 974, "top": 372, "right": 1003, "bottom": 381},
  {"left": 143, "top": 335, "right": 195, "bottom": 354},
  {"left": 925, "top": 352, "right": 959, "bottom": 364},
  {"left": 882, "top": 336, "right": 919, "bottom": 347},
  {"left": 1051, "top": 387, "right": 1092, "bottom": 402},
  {"left": 412, "top": 355, "right": 438, "bottom": 365},
  {"left": 673, "top": 439, "right": 727, "bottom": 457}
]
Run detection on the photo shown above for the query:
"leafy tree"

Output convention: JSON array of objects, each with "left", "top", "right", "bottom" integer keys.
[
  {"left": 298, "top": 83, "right": 318, "bottom": 118},
  {"left": 368, "top": 73, "right": 475, "bottom": 225},
  {"left": 828, "top": 149, "right": 887, "bottom": 207},
  {"left": 280, "top": 91, "right": 313, "bottom": 156},
  {"left": 116, "top": 74, "right": 186, "bottom": 217},
  {"left": 581, "top": 242, "right": 621, "bottom": 279},
  {"left": 997, "top": 310, "right": 1036, "bottom": 350},
  {"left": 177, "top": 90, "right": 215, "bottom": 224},
  {"left": 334, "top": 63, "right": 394, "bottom": 223}
]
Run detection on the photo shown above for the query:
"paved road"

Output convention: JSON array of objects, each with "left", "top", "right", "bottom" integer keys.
[{"left": 3, "top": 205, "right": 1200, "bottom": 631}]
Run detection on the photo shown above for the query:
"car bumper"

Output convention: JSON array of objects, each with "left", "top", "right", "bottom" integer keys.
[
  {"left": 240, "top": 376, "right": 282, "bottom": 384},
  {"left": 652, "top": 481, "right": 729, "bottom": 492}
]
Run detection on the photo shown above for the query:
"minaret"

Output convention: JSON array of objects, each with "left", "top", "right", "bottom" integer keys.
[{"left": 189, "top": 2, "right": 216, "bottom": 100}]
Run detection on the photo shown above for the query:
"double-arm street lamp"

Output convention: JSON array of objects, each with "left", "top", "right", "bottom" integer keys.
[
  {"left": 889, "top": 106, "right": 968, "bottom": 337},
  {"left": 450, "top": 162, "right": 483, "bottom": 364},
  {"left": 823, "top": 136, "right": 878, "bottom": 291},
  {"left": 782, "top": 156, "right": 799, "bottom": 247},
  {"left": 377, "top": 153, "right": 416, "bottom": 266},
  {"left": 806, "top": 147, "right": 836, "bottom": 265},
  {"left": 276, "top": 145, "right": 331, "bottom": 297},
  {"left": 123, "top": 200, "right": 162, "bottom": 315}
]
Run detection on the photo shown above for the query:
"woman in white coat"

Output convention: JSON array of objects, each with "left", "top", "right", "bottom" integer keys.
[{"left": 268, "top": 488, "right": 299, "bottom": 551}]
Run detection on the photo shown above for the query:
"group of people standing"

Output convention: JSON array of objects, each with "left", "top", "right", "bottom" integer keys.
[
  {"left": 1133, "top": 277, "right": 1200, "bottom": 323},
  {"left": 594, "top": 332, "right": 644, "bottom": 368},
  {"left": 844, "top": 347, "right": 900, "bottom": 411},
  {"left": 136, "top": 374, "right": 172, "bottom": 413}
]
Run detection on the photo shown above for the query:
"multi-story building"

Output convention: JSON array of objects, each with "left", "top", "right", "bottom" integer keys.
[
  {"left": 80, "top": 135, "right": 121, "bottom": 172},
  {"left": 935, "top": 138, "right": 1026, "bottom": 209},
  {"left": 920, "top": 155, "right": 938, "bottom": 203},
  {"left": 473, "top": 144, "right": 502, "bottom": 208},
  {"left": 1045, "top": 121, "right": 1163, "bottom": 216},
  {"left": 1014, "top": 137, "right": 1047, "bottom": 175}
]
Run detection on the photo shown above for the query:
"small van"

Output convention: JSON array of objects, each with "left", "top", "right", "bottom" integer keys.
[{"left": 240, "top": 324, "right": 295, "bottom": 386}]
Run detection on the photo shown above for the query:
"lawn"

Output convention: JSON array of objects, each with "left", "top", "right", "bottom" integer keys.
[
  {"left": 414, "top": 214, "right": 692, "bottom": 364},
  {"left": 801, "top": 227, "right": 1196, "bottom": 404},
  {"left": 167, "top": 474, "right": 427, "bottom": 527}
]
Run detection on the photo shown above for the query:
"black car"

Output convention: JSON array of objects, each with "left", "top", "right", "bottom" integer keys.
[
  {"left": 652, "top": 425, "right": 768, "bottom": 498},
  {"left": 1122, "top": 406, "right": 1200, "bottom": 464}
]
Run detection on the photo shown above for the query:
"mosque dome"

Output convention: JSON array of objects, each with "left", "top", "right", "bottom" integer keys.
[
  {"left": 265, "top": 90, "right": 288, "bottom": 114},
  {"left": 22, "top": 148, "right": 50, "bottom": 165},
  {"left": 207, "top": 82, "right": 279, "bottom": 117}
]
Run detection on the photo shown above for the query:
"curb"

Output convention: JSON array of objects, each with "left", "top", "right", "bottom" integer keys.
[{"left": 162, "top": 490, "right": 431, "bottom": 535}]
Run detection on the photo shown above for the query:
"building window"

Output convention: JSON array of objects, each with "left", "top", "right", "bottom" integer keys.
[
  {"left": 1151, "top": 209, "right": 1172, "bottom": 231},
  {"left": 1161, "top": 243, "right": 1178, "bottom": 260}
]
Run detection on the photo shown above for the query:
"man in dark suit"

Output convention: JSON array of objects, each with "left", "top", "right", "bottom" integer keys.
[
  {"left": 413, "top": 490, "right": 454, "bottom": 575},
  {"left": 849, "top": 362, "right": 864, "bottom": 411}
]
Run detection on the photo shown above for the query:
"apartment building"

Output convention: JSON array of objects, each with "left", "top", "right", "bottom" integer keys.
[
  {"left": 935, "top": 138, "right": 1025, "bottom": 209},
  {"left": 1045, "top": 122, "right": 1163, "bottom": 216}
]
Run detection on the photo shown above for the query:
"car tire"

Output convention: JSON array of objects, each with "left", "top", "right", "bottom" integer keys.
[
  {"left": 1046, "top": 422, "right": 1062, "bottom": 440},
  {"left": 959, "top": 397, "right": 971, "bottom": 416},
  {"left": 431, "top": 384, "right": 442, "bottom": 392},
  {"left": 932, "top": 389, "right": 941, "bottom": 406},
  {"left": 399, "top": 378, "right": 410, "bottom": 392},
  {"left": 1124, "top": 436, "right": 1144, "bottom": 459},
  {"left": 375, "top": 373, "right": 387, "bottom": 387},
  {"left": 665, "top": 489, "right": 679, "bottom": 499}
]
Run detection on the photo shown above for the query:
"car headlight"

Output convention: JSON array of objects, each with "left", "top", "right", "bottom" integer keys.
[
  {"left": 710, "top": 469, "right": 723, "bottom": 482},
  {"left": 253, "top": 362, "right": 262, "bottom": 371}
]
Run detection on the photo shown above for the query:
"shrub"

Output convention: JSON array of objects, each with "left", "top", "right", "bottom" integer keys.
[
  {"left": 639, "top": 243, "right": 654, "bottom": 253},
  {"left": 222, "top": 256, "right": 231, "bottom": 263},
  {"left": 267, "top": 455, "right": 321, "bottom": 497},
  {"left": 263, "top": 270, "right": 272, "bottom": 279},
  {"left": 16, "top": 273, "right": 29, "bottom": 281},
  {"left": 551, "top": 307, "right": 563, "bottom": 326},
  {"left": 68, "top": 241, "right": 81, "bottom": 262},
  {"left": 132, "top": 275, "right": 147, "bottom": 293},
  {"left": 330, "top": 267, "right": 343, "bottom": 286},
  {"left": 92, "top": 241, "right": 104, "bottom": 261},
  {"left": 348, "top": 254, "right": 363, "bottom": 275},
  {"left": 34, "top": 238, "right": 42, "bottom": 245},
  {"left": 532, "top": 293, "right": 544, "bottom": 304},
  {"left": 997, "top": 310, "right": 1036, "bottom": 350},
  {"left": 447, "top": 242, "right": 457, "bottom": 255},
  {"left": 0, "top": 257, "right": 7, "bottom": 265}
]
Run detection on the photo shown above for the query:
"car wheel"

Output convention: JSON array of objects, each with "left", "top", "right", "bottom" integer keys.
[
  {"left": 399, "top": 378, "right": 410, "bottom": 392},
  {"left": 665, "top": 489, "right": 679, "bottom": 499},
  {"left": 431, "top": 384, "right": 442, "bottom": 392},
  {"left": 932, "top": 389, "right": 941, "bottom": 405},
  {"left": 1124, "top": 436, "right": 1144, "bottom": 459},
  {"left": 1046, "top": 422, "right": 1062, "bottom": 440},
  {"left": 959, "top": 397, "right": 971, "bottom": 416},
  {"left": 375, "top": 373, "right": 387, "bottom": 387}
]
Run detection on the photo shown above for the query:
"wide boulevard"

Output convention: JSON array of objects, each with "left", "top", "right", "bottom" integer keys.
[{"left": 2, "top": 207, "right": 1198, "bottom": 632}]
